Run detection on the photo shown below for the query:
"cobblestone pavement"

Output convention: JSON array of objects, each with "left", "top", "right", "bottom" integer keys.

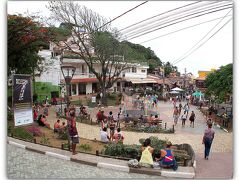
[
  {"left": 46, "top": 95, "right": 232, "bottom": 154},
  {"left": 7, "top": 144, "right": 161, "bottom": 179}
]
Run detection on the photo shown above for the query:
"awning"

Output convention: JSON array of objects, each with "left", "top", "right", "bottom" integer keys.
[{"left": 125, "top": 78, "right": 157, "bottom": 84}]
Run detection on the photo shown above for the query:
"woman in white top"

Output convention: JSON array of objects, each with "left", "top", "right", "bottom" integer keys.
[{"left": 181, "top": 112, "right": 188, "bottom": 127}]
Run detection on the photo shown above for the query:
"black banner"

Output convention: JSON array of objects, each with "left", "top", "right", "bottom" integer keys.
[
  {"left": 12, "top": 74, "right": 33, "bottom": 126},
  {"left": 13, "top": 75, "right": 32, "bottom": 104}
]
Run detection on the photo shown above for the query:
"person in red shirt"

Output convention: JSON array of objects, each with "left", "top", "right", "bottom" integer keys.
[
  {"left": 33, "top": 109, "right": 38, "bottom": 121},
  {"left": 54, "top": 119, "right": 61, "bottom": 133},
  {"left": 113, "top": 128, "right": 124, "bottom": 143},
  {"left": 40, "top": 115, "right": 51, "bottom": 129}
]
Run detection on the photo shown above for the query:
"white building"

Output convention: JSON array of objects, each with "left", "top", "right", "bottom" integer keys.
[
  {"left": 35, "top": 50, "right": 61, "bottom": 86},
  {"left": 60, "top": 57, "right": 151, "bottom": 96}
]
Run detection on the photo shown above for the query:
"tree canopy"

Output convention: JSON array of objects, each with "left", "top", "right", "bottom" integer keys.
[
  {"left": 205, "top": 63, "right": 232, "bottom": 103},
  {"left": 121, "top": 41, "right": 162, "bottom": 72},
  {"left": 48, "top": 1, "right": 143, "bottom": 104},
  {"left": 163, "top": 61, "right": 179, "bottom": 77},
  {"left": 8, "top": 14, "right": 50, "bottom": 76}
]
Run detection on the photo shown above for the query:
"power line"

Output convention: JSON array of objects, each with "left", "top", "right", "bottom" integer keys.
[
  {"left": 96, "top": 1, "right": 148, "bottom": 31},
  {"left": 121, "top": 1, "right": 227, "bottom": 37},
  {"left": 173, "top": 18, "right": 232, "bottom": 65},
  {"left": 172, "top": 9, "right": 232, "bottom": 65},
  {"left": 139, "top": 15, "right": 232, "bottom": 44},
  {"left": 124, "top": 4, "right": 232, "bottom": 41},
  {"left": 119, "top": 1, "right": 203, "bottom": 32}
]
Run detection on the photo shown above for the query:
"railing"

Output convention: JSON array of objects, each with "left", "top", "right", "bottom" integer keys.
[{"left": 73, "top": 73, "right": 96, "bottom": 78}]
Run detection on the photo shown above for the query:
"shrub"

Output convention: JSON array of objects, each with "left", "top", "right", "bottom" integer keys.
[
  {"left": 58, "top": 130, "right": 68, "bottom": 140},
  {"left": 26, "top": 126, "right": 43, "bottom": 136},
  {"left": 12, "top": 127, "right": 34, "bottom": 141},
  {"left": 40, "top": 134, "right": 50, "bottom": 146},
  {"left": 78, "top": 144, "right": 92, "bottom": 152},
  {"left": 103, "top": 143, "right": 141, "bottom": 159}
]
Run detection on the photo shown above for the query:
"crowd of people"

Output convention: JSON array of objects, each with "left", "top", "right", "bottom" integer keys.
[
  {"left": 171, "top": 101, "right": 196, "bottom": 128},
  {"left": 31, "top": 91, "right": 216, "bottom": 166}
]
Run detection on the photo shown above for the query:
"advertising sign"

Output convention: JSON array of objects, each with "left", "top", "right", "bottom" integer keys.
[
  {"left": 12, "top": 74, "right": 33, "bottom": 126},
  {"left": 92, "top": 96, "right": 96, "bottom": 103}
]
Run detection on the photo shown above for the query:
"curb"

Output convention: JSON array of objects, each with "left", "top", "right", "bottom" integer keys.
[
  {"left": 8, "top": 139, "right": 195, "bottom": 178},
  {"left": 214, "top": 123, "right": 229, "bottom": 133}
]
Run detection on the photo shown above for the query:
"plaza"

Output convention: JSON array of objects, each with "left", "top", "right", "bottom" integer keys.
[{"left": 7, "top": 1, "right": 234, "bottom": 178}]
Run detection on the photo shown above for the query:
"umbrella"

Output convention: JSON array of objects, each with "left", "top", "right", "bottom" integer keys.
[
  {"left": 171, "top": 87, "right": 184, "bottom": 91},
  {"left": 192, "top": 91, "right": 203, "bottom": 97},
  {"left": 169, "top": 90, "right": 180, "bottom": 94}
]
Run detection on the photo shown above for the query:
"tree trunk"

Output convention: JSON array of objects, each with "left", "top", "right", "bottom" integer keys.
[{"left": 101, "top": 85, "right": 107, "bottom": 106}]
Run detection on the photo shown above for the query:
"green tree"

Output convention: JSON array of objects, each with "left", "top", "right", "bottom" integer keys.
[
  {"left": 48, "top": 2, "right": 137, "bottom": 105},
  {"left": 121, "top": 41, "right": 162, "bottom": 73},
  {"left": 163, "top": 62, "right": 179, "bottom": 77},
  {"left": 205, "top": 63, "right": 232, "bottom": 103}
]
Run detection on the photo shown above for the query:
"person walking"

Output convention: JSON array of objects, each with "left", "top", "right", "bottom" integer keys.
[
  {"left": 202, "top": 122, "right": 215, "bottom": 160},
  {"left": 173, "top": 107, "right": 179, "bottom": 125},
  {"left": 181, "top": 111, "right": 187, "bottom": 127},
  {"left": 189, "top": 111, "right": 195, "bottom": 128},
  {"left": 183, "top": 103, "right": 190, "bottom": 117},
  {"left": 178, "top": 103, "right": 182, "bottom": 115}
]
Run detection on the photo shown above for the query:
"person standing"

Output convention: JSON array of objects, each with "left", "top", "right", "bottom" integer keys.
[
  {"left": 189, "top": 111, "right": 195, "bottom": 128},
  {"left": 67, "top": 111, "right": 79, "bottom": 155},
  {"left": 202, "top": 122, "right": 215, "bottom": 160},
  {"left": 173, "top": 107, "right": 179, "bottom": 125}
]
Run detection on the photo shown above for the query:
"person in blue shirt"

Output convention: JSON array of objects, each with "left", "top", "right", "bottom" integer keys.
[{"left": 156, "top": 141, "right": 178, "bottom": 171}]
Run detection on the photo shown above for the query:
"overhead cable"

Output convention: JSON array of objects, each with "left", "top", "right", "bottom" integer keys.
[
  {"left": 139, "top": 14, "right": 232, "bottom": 44},
  {"left": 96, "top": 1, "right": 148, "bottom": 31},
  {"left": 119, "top": 1, "right": 203, "bottom": 32},
  {"left": 123, "top": 1, "right": 231, "bottom": 38},
  {"left": 124, "top": 4, "right": 232, "bottom": 41},
  {"left": 172, "top": 11, "right": 232, "bottom": 65}
]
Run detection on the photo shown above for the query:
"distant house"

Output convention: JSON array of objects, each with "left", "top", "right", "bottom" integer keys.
[{"left": 195, "top": 69, "right": 216, "bottom": 91}]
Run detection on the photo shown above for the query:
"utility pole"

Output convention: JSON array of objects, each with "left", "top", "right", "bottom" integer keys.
[{"left": 183, "top": 68, "right": 187, "bottom": 89}]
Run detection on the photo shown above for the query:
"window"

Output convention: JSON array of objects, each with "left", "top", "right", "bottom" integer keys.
[
  {"left": 141, "top": 69, "right": 146, "bottom": 73},
  {"left": 71, "top": 84, "right": 77, "bottom": 95},
  {"left": 82, "top": 65, "right": 85, "bottom": 74},
  {"left": 132, "top": 67, "right": 137, "bottom": 73}
]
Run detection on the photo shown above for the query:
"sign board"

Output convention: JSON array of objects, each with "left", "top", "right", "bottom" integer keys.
[
  {"left": 12, "top": 74, "right": 33, "bottom": 126},
  {"left": 92, "top": 96, "right": 96, "bottom": 103}
]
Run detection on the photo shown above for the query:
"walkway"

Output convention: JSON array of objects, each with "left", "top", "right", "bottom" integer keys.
[{"left": 47, "top": 96, "right": 232, "bottom": 154}]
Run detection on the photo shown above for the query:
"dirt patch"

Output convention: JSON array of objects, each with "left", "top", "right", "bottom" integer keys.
[{"left": 16, "top": 123, "right": 106, "bottom": 155}]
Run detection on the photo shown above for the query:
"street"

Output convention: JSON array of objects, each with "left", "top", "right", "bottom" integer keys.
[{"left": 7, "top": 144, "right": 160, "bottom": 179}]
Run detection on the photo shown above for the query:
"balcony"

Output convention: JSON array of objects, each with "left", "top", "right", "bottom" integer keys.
[{"left": 73, "top": 73, "right": 96, "bottom": 79}]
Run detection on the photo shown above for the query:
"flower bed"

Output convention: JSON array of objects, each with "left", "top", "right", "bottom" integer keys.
[{"left": 101, "top": 136, "right": 194, "bottom": 167}]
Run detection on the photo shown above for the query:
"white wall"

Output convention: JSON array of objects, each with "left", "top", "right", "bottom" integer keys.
[{"left": 35, "top": 50, "right": 61, "bottom": 86}]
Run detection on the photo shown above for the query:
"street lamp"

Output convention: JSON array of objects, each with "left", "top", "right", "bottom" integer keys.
[{"left": 61, "top": 65, "right": 76, "bottom": 108}]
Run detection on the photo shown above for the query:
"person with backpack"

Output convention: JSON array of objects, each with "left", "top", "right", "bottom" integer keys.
[{"left": 189, "top": 111, "right": 195, "bottom": 128}]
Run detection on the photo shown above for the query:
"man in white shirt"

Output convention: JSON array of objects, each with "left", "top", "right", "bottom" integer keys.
[{"left": 100, "top": 127, "right": 110, "bottom": 143}]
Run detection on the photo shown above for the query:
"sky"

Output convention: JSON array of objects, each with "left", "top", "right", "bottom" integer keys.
[{"left": 7, "top": 1, "right": 233, "bottom": 77}]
